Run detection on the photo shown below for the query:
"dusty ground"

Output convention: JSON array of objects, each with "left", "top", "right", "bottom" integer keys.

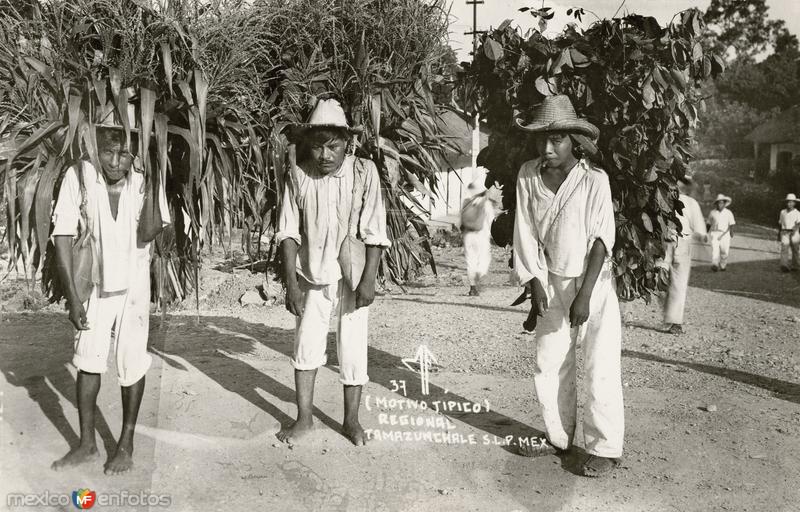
[{"left": 1, "top": 222, "right": 799, "bottom": 512}]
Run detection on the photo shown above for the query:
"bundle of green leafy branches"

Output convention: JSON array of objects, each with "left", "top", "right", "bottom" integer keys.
[
  {"left": 0, "top": 0, "right": 458, "bottom": 305},
  {"left": 461, "top": 7, "right": 725, "bottom": 302}
]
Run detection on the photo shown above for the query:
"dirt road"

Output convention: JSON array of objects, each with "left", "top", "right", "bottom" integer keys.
[{"left": 1, "top": 224, "right": 798, "bottom": 511}]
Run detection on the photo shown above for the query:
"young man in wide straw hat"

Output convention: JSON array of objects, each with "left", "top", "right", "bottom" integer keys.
[
  {"left": 778, "top": 193, "right": 800, "bottom": 272},
  {"left": 512, "top": 94, "right": 623, "bottom": 477},
  {"left": 275, "top": 98, "right": 390, "bottom": 446},
  {"left": 706, "top": 193, "right": 735, "bottom": 271},
  {"left": 660, "top": 172, "right": 707, "bottom": 334},
  {"left": 50, "top": 104, "right": 168, "bottom": 475}
]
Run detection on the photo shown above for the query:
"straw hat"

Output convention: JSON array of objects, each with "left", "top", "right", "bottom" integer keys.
[
  {"left": 515, "top": 95, "right": 599, "bottom": 139},
  {"left": 714, "top": 194, "right": 732, "bottom": 206},
  {"left": 786, "top": 193, "right": 798, "bottom": 202},
  {"left": 293, "top": 98, "right": 362, "bottom": 133}
]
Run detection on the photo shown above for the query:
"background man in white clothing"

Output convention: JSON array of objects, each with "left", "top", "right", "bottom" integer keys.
[
  {"left": 706, "top": 194, "right": 735, "bottom": 272},
  {"left": 661, "top": 175, "right": 708, "bottom": 335},
  {"left": 778, "top": 193, "right": 800, "bottom": 272}
]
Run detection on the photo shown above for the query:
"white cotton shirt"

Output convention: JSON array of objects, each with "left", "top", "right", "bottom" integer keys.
[
  {"left": 706, "top": 208, "right": 735, "bottom": 233},
  {"left": 779, "top": 208, "right": 800, "bottom": 230},
  {"left": 51, "top": 161, "right": 149, "bottom": 294},
  {"left": 275, "top": 155, "right": 391, "bottom": 286},
  {"left": 513, "top": 158, "right": 616, "bottom": 286}
]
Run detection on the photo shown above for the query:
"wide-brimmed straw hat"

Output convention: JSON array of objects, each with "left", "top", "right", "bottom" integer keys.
[
  {"left": 786, "top": 193, "right": 798, "bottom": 202},
  {"left": 714, "top": 194, "right": 732, "bottom": 206},
  {"left": 292, "top": 98, "right": 362, "bottom": 134},
  {"left": 515, "top": 95, "right": 599, "bottom": 139}
]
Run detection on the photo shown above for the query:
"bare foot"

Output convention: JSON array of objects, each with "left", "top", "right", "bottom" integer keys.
[
  {"left": 51, "top": 444, "right": 100, "bottom": 471},
  {"left": 276, "top": 418, "right": 314, "bottom": 445},
  {"left": 343, "top": 420, "right": 367, "bottom": 446},
  {"left": 104, "top": 445, "right": 134, "bottom": 475}
]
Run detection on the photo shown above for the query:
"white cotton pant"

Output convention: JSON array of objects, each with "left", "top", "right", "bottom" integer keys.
[
  {"left": 780, "top": 231, "right": 800, "bottom": 269},
  {"left": 709, "top": 231, "right": 731, "bottom": 269},
  {"left": 72, "top": 255, "right": 152, "bottom": 387},
  {"left": 463, "top": 229, "right": 491, "bottom": 286},
  {"left": 533, "top": 267, "right": 624, "bottom": 458},
  {"left": 292, "top": 278, "right": 369, "bottom": 386},
  {"left": 662, "top": 240, "right": 692, "bottom": 325}
]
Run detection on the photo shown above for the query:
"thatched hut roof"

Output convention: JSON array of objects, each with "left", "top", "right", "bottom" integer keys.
[{"left": 745, "top": 105, "right": 800, "bottom": 144}]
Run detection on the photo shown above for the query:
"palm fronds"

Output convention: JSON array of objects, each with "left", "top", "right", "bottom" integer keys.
[{"left": 1, "top": 0, "right": 459, "bottom": 303}]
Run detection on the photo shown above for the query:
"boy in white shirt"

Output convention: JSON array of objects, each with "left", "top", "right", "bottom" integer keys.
[
  {"left": 50, "top": 122, "right": 165, "bottom": 475},
  {"left": 778, "top": 194, "right": 800, "bottom": 272},
  {"left": 513, "top": 95, "right": 623, "bottom": 477},
  {"left": 706, "top": 194, "right": 735, "bottom": 271}
]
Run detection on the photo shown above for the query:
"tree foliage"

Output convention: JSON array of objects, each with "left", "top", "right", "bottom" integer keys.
[
  {"left": 704, "top": 0, "right": 796, "bottom": 60},
  {"left": 461, "top": 8, "right": 724, "bottom": 302},
  {"left": 711, "top": 44, "right": 800, "bottom": 112},
  {"left": 695, "top": 93, "right": 778, "bottom": 158}
]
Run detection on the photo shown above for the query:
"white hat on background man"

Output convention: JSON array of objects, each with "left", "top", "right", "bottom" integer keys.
[{"left": 714, "top": 194, "right": 732, "bottom": 206}]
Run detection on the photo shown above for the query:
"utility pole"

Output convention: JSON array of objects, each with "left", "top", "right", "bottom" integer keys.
[{"left": 464, "top": 0, "right": 485, "bottom": 171}]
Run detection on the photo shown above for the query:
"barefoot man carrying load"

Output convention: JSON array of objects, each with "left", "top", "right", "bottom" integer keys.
[
  {"left": 50, "top": 109, "right": 167, "bottom": 475},
  {"left": 512, "top": 95, "right": 624, "bottom": 477},
  {"left": 276, "top": 98, "right": 390, "bottom": 446}
]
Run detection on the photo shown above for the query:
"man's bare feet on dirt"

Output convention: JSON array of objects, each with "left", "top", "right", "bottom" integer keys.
[
  {"left": 468, "top": 285, "right": 480, "bottom": 296},
  {"left": 276, "top": 418, "right": 314, "bottom": 445},
  {"left": 51, "top": 444, "right": 100, "bottom": 471},
  {"left": 104, "top": 444, "right": 134, "bottom": 475},
  {"left": 343, "top": 420, "right": 367, "bottom": 446}
]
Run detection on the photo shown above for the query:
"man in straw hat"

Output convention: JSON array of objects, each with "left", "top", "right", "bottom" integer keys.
[
  {"left": 50, "top": 104, "right": 167, "bottom": 474},
  {"left": 276, "top": 98, "right": 390, "bottom": 446},
  {"left": 778, "top": 193, "right": 800, "bottom": 272},
  {"left": 660, "top": 172, "right": 707, "bottom": 335},
  {"left": 512, "top": 94, "right": 623, "bottom": 477},
  {"left": 706, "top": 193, "right": 735, "bottom": 272},
  {"left": 461, "top": 175, "right": 502, "bottom": 296}
]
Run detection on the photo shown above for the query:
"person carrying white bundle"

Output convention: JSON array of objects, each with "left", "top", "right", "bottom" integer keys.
[{"left": 461, "top": 178, "right": 502, "bottom": 296}]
